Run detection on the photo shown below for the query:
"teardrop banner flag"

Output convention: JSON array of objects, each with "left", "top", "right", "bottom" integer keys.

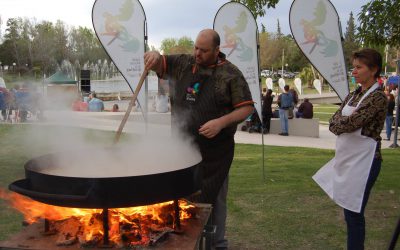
[
  {"left": 313, "top": 79, "right": 322, "bottom": 95},
  {"left": 278, "top": 78, "right": 286, "bottom": 91},
  {"left": 294, "top": 78, "right": 302, "bottom": 95},
  {"left": 289, "top": 0, "right": 349, "bottom": 101},
  {"left": 266, "top": 78, "right": 273, "bottom": 90},
  {"left": 214, "top": 2, "right": 261, "bottom": 119},
  {"left": 92, "top": 0, "right": 146, "bottom": 108}
]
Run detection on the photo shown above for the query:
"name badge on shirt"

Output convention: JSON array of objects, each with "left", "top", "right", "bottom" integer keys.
[
  {"left": 186, "top": 82, "right": 201, "bottom": 104},
  {"left": 186, "top": 93, "right": 196, "bottom": 103}
]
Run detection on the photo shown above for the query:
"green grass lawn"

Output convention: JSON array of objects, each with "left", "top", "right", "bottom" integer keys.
[
  {"left": 0, "top": 124, "right": 399, "bottom": 249},
  {"left": 313, "top": 104, "right": 340, "bottom": 124}
]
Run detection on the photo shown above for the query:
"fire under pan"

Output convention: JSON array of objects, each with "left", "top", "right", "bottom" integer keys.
[{"left": 0, "top": 204, "right": 212, "bottom": 250}]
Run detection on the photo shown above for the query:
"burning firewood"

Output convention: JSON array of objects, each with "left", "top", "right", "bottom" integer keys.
[
  {"left": 56, "top": 233, "right": 77, "bottom": 246},
  {"left": 53, "top": 217, "right": 81, "bottom": 246},
  {"left": 120, "top": 222, "right": 143, "bottom": 244},
  {"left": 77, "top": 213, "right": 104, "bottom": 247},
  {"left": 1, "top": 191, "right": 199, "bottom": 248},
  {"left": 149, "top": 227, "right": 174, "bottom": 246},
  {"left": 79, "top": 234, "right": 102, "bottom": 247}
]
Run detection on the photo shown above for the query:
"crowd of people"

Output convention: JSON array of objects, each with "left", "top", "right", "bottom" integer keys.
[
  {"left": 143, "top": 32, "right": 393, "bottom": 249},
  {"left": 383, "top": 82, "right": 399, "bottom": 141},
  {"left": 241, "top": 84, "right": 314, "bottom": 135},
  {"left": 72, "top": 92, "right": 105, "bottom": 112},
  {"left": 0, "top": 83, "right": 44, "bottom": 122},
  {"left": 1, "top": 26, "right": 396, "bottom": 249}
]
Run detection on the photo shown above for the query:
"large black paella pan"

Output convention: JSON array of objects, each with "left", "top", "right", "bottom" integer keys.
[{"left": 9, "top": 147, "right": 202, "bottom": 208}]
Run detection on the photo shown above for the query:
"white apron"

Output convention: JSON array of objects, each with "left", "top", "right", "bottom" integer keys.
[{"left": 313, "top": 83, "right": 379, "bottom": 213}]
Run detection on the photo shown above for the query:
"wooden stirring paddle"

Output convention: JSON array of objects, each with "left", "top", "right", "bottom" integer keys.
[{"left": 114, "top": 70, "right": 148, "bottom": 144}]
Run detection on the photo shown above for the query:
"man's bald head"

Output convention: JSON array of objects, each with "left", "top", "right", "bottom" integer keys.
[
  {"left": 198, "top": 29, "right": 220, "bottom": 49},
  {"left": 194, "top": 29, "right": 221, "bottom": 66}
]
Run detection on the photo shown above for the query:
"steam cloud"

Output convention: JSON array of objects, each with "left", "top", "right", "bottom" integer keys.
[{"left": 6, "top": 83, "right": 202, "bottom": 178}]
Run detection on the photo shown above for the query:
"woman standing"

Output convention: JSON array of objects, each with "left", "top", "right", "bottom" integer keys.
[
  {"left": 313, "top": 48, "right": 387, "bottom": 250},
  {"left": 262, "top": 89, "right": 274, "bottom": 134},
  {"left": 385, "top": 94, "right": 395, "bottom": 140}
]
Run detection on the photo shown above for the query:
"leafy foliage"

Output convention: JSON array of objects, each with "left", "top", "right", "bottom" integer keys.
[
  {"left": 343, "top": 12, "right": 360, "bottom": 70},
  {"left": 231, "top": 0, "right": 279, "bottom": 18},
  {"left": 160, "top": 36, "right": 194, "bottom": 54},
  {"left": 259, "top": 30, "right": 308, "bottom": 72},
  {"left": 299, "top": 65, "right": 314, "bottom": 87},
  {"left": 0, "top": 18, "right": 108, "bottom": 76},
  {"left": 357, "top": 0, "right": 400, "bottom": 46}
]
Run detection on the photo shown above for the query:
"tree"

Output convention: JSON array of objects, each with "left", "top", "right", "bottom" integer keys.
[
  {"left": 259, "top": 31, "right": 273, "bottom": 69},
  {"left": 174, "top": 36, "right": 194, "bottom": 54},
  {"left": 232, "top": 0, "right": 279, "bottom": 18},
  {"left": 3, "top": 18, "right": 23, "bottom": 67},
  {"left": 69, "top": 26, "right": 107, "bottom": 66},
  {"left": 276, "top": 19, "right": 283, "bottom": 39},
  {"left": 261, "top": 23, "right": 266, "bottom": 33},
  {"left": 160, "top": 38, "right": 178, "bottom": 54},
  {"left": 160, "top": 36, "right": 194, "bottom": 54},
  {"left": 53, "top": 21, "right": 69, "bottom": 65},
  {"left": 299, "top": 65, "right": 314, "bottom": 88},
  {"left": 32, "top": 21, "right": 59, "bottom": 75},
  {"left": 357, "top": 0, "right": 400, "bottom": 47},
  {"left": 343, "top": 12, "right": 360, "bottom": 69}
]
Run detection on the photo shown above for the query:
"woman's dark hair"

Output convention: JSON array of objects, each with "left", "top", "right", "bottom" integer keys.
[
  {"left": 112, "top": 103, "right": 119, "bottom": 111},
  {"left": 284, "top": 85, "right": 289, "bottom": 92},
  {"left": 352, "top": 48, "right": 382, "bottom": 78}
]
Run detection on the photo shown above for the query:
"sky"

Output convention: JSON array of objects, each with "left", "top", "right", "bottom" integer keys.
[{"left": 0, "top": 0, "right": 367, "bottom": 49}]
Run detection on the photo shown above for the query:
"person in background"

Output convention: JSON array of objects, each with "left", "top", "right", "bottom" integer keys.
[
  {"left": 262, "top": 89, "right": 274, "bottom": 133},
  {"left": 72, "top": 95, "right": 88, "bottom": 112},
  {"left": 15, "top": 83, "right": 31, "bottom": 122},
  {"left": 144, "top": 29, "right": 254, "bottom": 249},
  {"left": 384, "top": 93, "right": 395, "bottom": 141},
  {"left": 262, "top": 87, "right": 267, "bottom": 96},
  {"left": 313, "top": 48, "right": 387, "bottom": 250},
  {"left": 377, "top": 75, "right": 384, "bottom": 87},
  {"left": 88, "top": 92, "right": 104, "bottom": 112},
  {"left": 0, "top": 87, "right": 10, "bottom": 121},
  {"left": 112, "top": 103, "right": 119, "bottom": 112},
  {"left": 296, "top": 98, "right": 313, "bottom": 119},
  {"left": 288, "top": 87, "right": 299, "bottom": 119},
  {"left": 277, "top": 85, "right": 293, "bottom": 136}
]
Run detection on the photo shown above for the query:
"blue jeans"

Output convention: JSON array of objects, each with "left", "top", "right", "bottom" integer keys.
[
  {"left": 279, "top": 109, "right": 289, "bottom": 134},
  {"left": 344, "top": 158, "right": 381, "bottom": 250},
  {"left": 386, "top": 115, "right": 393, "bottom": 140}
]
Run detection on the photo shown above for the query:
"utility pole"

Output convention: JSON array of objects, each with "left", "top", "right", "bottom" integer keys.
[{"left": 385, "top": 45, "right": 389, "bottom": 76}]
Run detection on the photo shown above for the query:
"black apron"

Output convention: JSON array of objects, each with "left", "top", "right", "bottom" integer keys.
[{"left": 171, "top": 63, "right": 235, "bottom": 204}]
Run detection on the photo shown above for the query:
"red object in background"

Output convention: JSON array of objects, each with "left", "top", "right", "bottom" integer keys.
[
  {"left": 72, "top": 101, "right": 88, "bottom": 112},
  {"left": 378, "top": 76, "right": 384, "bottom": 86}
]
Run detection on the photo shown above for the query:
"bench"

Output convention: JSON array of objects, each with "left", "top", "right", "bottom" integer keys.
[{"left": 270, "top": 118, "right": 319, "bottom": 137}]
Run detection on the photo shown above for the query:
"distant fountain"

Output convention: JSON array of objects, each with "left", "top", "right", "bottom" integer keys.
[
  {"left": 110, "top": 62, "right": 117, "bottom": 78},
  {"left": 74, "top": 60, "right": 81, "bottom": 80},
  {"left": 100, "top": 59, "right": 109, "bottom": 79},
  {"left": 60, "top": 60, "right": 75, "bottom": 80}
]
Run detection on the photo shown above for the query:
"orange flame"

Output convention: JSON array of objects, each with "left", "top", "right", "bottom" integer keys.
[{"left": 0, "top": 188, "right": 195, "bottom": 246}]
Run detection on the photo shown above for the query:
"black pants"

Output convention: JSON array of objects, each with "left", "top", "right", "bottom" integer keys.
[
  {"left": 343, "top": 158, "right": 381, "bottom": 250},
  {"left": 262, "top": 113, "right": 272, "bottom": 132}
]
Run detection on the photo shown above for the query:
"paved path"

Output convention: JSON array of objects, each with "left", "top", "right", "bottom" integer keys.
[{"left": 38, "top": 108, "right": 397, "bottom": 150}]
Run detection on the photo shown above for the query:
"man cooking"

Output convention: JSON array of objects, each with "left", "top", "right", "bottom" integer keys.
[{"left": 144, "top": 29, "right": 254, "bottom": 249}]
